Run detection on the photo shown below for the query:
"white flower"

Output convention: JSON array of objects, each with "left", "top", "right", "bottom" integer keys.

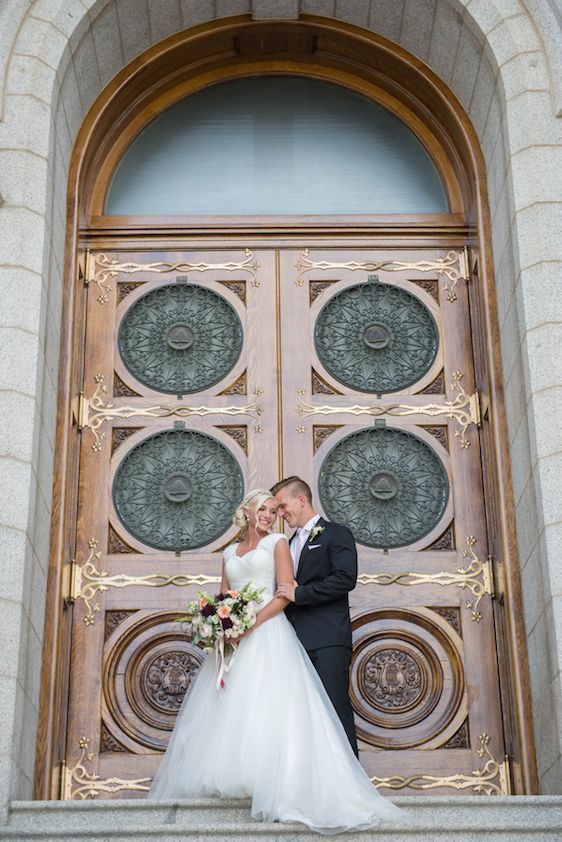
[
  {"left": 199, "top": 624, "right": 211, "bottom": 638},
  {"left": 309, "top": 524, "right": 325, "bottom": 541}
]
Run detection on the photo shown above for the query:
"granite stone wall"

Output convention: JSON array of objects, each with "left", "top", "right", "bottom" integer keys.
[{"left": 0, "top": 0, "right": 560, "bottom": 809}]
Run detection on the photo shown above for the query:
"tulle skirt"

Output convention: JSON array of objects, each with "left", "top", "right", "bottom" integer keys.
[{"left": 148, "top": 612, "right": 405, "bottom": 833}]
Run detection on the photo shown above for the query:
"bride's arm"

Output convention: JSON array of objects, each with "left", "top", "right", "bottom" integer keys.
[{"left": 250, "top": 538, "right": 293, "bottom": 631}]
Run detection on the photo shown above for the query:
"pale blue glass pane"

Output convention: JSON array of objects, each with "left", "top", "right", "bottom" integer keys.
[{"left": 106, "top": 77, "right": 448, "bottom": 215}]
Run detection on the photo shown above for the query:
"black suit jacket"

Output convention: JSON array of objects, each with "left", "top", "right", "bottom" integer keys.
[{"left": 284, "top": 517, "right": 357, "bottom": 650}]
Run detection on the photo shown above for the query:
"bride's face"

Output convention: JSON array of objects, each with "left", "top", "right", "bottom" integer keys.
[{"left": 249, "top": 497, "right": 278, "bottom": 533}]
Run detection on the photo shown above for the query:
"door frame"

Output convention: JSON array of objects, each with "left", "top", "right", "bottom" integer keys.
[{"left": 35, "top": 14, "right": 538, "bottom": 797}]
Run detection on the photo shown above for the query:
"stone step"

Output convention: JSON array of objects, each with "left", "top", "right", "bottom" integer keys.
[{"left": 1, "top": 796, "right": 561, "bottom": 841}]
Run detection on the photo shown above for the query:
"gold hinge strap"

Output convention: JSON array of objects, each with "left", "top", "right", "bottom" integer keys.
[
  {"left": 83, "top": 248, "right": 93, "bottom": 286},
  {"left": 491, "top": 556, "right": 506, "bottom": 599},
  {"left": 461, "top": 246, "right": 470, "bottom": 281},
  {"left": 70, "top": 560, "right": 82, "bottom": 602},
  {"left": 60, "top": 761, "right": 72, "bottom": 800},
  {"left": 470, "top": 389, "right": 481, "bottom": 426},
  {"left": 499, "top": 755, "right": 512, "bottom": 795},
  {"left": 62, "top": 559, "right": 82, "bottom": 604},
  {"left": 77, "top": 392, "right": 89, "bottom": 430},
  {"left": 482, "top": 555, "right": 495, "bottom": 599}
]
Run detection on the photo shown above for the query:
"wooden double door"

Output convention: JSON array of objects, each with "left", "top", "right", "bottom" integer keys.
[{"left": 62, "top": 241, "right": 510, "bottom": 798}]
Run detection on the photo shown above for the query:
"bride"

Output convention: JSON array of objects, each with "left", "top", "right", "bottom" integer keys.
[{"left": 148, "top": 489, "right": 405, "bottom": 833}]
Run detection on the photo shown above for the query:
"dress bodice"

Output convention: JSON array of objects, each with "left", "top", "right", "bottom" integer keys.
[{"left": 223, "top": 533, "right": 287, "bottom": 599}]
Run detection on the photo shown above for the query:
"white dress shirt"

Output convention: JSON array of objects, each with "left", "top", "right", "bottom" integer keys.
[{"left": 290, "top": 514, "right": 321, "bottom": 574}]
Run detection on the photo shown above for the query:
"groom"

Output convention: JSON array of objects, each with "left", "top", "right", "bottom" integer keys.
[{"left": 271, "top": 476, "right": 359, "bottom": 756}]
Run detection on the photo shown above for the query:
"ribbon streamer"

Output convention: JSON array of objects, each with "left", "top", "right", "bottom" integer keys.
[{"left": 215, "top": 637, "right": 237, "bottom": 692}]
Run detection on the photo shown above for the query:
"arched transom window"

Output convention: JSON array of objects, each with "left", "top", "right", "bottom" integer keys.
[{"left": 106, "top": 76, "right": 448, "bottom": 216}]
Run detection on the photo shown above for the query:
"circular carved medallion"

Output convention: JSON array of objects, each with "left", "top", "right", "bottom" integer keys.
[
  {"left": 351, "top": 609, "right": 466, "bottom": 750},
  {"left": 143, "top": 650, "right": 201, "bottom": 713},
  {"left": 113, "top": 429, "right": 244, "bottom": 550},
  {"left": 363, "top": 322, "right": 391, "bottom": 350},
  {"left": 118, "top": 283, "right": 243, "bottom": 394},
  {"left": 318, "top": 426, "right": 449, "bottom": 548},
  {"left": 314, "top": 281, "right": 439, "bottom": 393},
  {"left": 369, "top": 471, "right": 399, "bottom": 501},
  {"left": 163, "top": 472, "right": 194, "bottom": 503},
  {"left": 103, "top": 612, "right": 205, "bottom": 750},
  {"left": 166, "top": 323, "right": 195, "bottom": 350},
  {"left": 361, "top": 648, "right": 424, "bottom": 712}
]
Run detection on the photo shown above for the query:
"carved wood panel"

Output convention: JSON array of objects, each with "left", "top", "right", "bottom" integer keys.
[
  {"left": 279, "top": 247, "right": 505, "bottom": 793},
  {"left": 63, "top": 244, "right": 507, "bottom": 799},
  {"left": 64, "top": 248, "right": 278, "bottom": 796}
]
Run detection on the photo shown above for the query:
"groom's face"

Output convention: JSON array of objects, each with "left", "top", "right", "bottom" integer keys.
[{"left": 274, "top": 488, "right": 305, "bottom": 528}]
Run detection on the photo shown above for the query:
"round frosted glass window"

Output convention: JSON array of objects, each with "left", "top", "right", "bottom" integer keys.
[{"left": 106, "top": 76, "right": 448, "bottom": 216}]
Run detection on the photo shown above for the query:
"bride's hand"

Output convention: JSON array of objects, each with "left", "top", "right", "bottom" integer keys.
[
  {"left": 275, "top": 580, "right": 297, "bottom": 602},
  {"left": 232, "top": 628, "right": 252, "bottom": 644}
]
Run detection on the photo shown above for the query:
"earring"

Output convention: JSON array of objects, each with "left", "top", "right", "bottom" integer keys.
[{"left": 245, "top": 515, "right": 249, "bottom": 522}]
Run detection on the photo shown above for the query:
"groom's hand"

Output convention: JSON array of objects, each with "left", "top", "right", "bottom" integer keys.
[{"left": 276, "top": 580, "right": 297, "bottom": 602}]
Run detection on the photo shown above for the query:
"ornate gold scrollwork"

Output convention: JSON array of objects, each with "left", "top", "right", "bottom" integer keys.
[
  {"left": 85, "top": 249, "right": 261, "bottom": 304},
  {"left": 62, "top": 737, "right": 150, "bottom": 799},
  {"left": 357, "top": 536, "right": 493, "bottom": 623},
  {"left": 372, "top": 734, "right": 510, "bottom": 795},
  {"left": 63, "top": 734, "right": 508, "bottom": 799},
  {"left": 460, "top": 536, "right": 494, "bottom": 622},
  {"left": 295, "top": 247, "right": 469, "bottom": 301},
  {"left": 296, "top": 371, "right": 479, "bottom": 448},
  {"left": 71, "top": 539, "right": 102, "bottom": 626},
  {"left": 78, "top": 375, "right": 264, "bottom": 451},
  {"left": 70, "top": 539, "right": 221, "bottom": 626}
]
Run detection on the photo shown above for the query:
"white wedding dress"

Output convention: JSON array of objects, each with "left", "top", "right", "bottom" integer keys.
[{"left": 148, "top": 533, "right": 404, "bottom": 832}]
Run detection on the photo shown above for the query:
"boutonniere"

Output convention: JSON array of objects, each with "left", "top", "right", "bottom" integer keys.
[{"left": 309, "top": 524, "right": 324, "bottom": 542}]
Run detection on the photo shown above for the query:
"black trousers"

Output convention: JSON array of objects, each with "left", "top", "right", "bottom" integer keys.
[{"left": 306, "top": 645, "right": 359, "bottom": 757}]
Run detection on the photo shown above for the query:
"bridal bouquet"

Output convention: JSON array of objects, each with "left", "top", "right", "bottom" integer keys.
[{"left": 180, "top": 582, "right": 264, "bottom": 690}]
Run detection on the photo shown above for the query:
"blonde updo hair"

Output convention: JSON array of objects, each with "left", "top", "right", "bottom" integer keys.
[{"left": 233, "top": 488, "right": 275, "bottom": 540}]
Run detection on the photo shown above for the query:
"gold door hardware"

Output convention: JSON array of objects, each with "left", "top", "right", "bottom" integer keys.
[
  {"left": 358, "top": 537, "right": 494, "bottom": 623},
  {"left": 65, "top": 733, "right": 509, "bottom": 798},
  {"left": 297, "top": 372, "right": 480, "bottom": 449},
  {"left": 84, "top": 249, "right": 261, "bottom": 304},
  {"left": 62, "top": 738, "right": 150, "bottom": 800},
  {"left": 296, "top": 248, "right": 470, "bottom": 301},
  {"left": 78, "top": 375, "right": 264, "bottom": 451},
  {"left": 372, "top": 734, "right": 511, "bottom": 795},
  {"left": 69, "top": 539, "right": 221, "bottom": 626},
  {"left": 61, "top": 558, "right": 81, "bottom": 606},
  {"left": 71, "top": 537, "right": 492, "bottom": 627}
]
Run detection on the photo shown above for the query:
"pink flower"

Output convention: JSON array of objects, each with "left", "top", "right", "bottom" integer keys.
[
  {"left": 227, "top": 590, "right": 240, "bottom": 598},
  {"left": 199, "top": 596, "right": 207, "bottom": 608},
  {"left": 217, "top": 604, "right": 231, "bottom": 618}
]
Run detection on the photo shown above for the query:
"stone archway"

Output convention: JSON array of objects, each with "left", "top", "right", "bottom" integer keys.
[{"left": 0, "top": 0, "right": 560, "bottom": 805}]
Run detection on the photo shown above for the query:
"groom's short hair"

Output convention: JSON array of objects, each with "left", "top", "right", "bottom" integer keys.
[{"left": 270, "top": 476, "right": 313, "bottom": 504}]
